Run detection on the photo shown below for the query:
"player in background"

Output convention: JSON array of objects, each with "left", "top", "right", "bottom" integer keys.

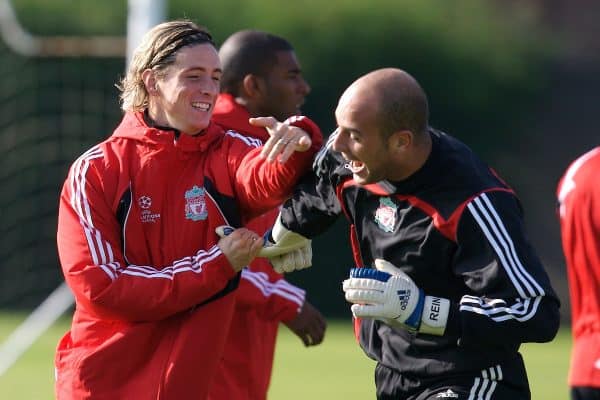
[
  {"left": 557, "top": 147, "right": 600, "bottom": 400},
  {"left": 54, "top": 20, "right": 322, "bottom": 400},
  {"left": 262, "top": 68, "right": 560, "bottom": 399},
  {"left": 208, "top": 30, "right": 327, "bottom": 400}
]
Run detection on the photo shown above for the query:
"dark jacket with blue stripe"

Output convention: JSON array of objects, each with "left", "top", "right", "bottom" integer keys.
[{"left": 280, "top": 128, "right": 560, "bottom": 381}]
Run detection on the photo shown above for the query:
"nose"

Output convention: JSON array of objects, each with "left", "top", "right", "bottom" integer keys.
[
  {"left": 201, "top": 76, "right": 219, "bottom": 96},
  {"left": 300, "top": 78, "right": 311, "bottom": 95},
  {"left": 331, "top": 129, "right": 345, "bottom": 153}
]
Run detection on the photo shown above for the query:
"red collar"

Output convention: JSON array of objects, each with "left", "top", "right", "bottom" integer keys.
[{"left": 113, "top": 111, "right": 225, "bottom": 152}]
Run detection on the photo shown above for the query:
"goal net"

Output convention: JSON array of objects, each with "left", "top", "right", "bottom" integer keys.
[{"left": 0, "top": 34, "right": 125, "bottom": 311}]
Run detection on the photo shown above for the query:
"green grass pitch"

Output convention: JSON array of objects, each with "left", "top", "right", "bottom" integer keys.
[{"left": 0, "top": 312, "right": 570, "bottom": 399}]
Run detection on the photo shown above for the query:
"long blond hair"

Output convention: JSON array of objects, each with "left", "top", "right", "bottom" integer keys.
[{"left": 117, "top": 20, "right": 215, "bottom": 112}]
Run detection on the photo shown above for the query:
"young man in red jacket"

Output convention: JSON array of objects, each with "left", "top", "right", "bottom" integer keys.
[
  {"left": 55, "top": 20, "right": 321, "bottom": 400},
  {"left": 208, "top": 30, "right": 327, "bottom": 400},
  {"left": 557, "top": 147, "right": 600, "bottom": 400}
]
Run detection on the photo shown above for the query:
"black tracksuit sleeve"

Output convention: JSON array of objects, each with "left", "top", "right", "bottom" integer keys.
[
  {"left": 452, "top": 190, "right": 560, "bottom": 347},
  {"left": 279, "top": 148, "right": 344, "bottom": 237}
]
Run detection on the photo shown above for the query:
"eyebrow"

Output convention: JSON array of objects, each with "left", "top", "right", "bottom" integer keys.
[
  {"left": 340, "top": 126, "right": 362, "bottom": 136},
  {"left": 183, "top": 66, "right": 222, "bottom": 74}
]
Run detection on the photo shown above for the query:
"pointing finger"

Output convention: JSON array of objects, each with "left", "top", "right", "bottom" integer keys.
[{"left": 249, "top": 116, "right": 278, "bottom": 130}]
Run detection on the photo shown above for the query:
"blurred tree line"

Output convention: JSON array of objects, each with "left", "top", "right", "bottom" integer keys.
[
  {"left": 14, "top": 0, "right": 557, "bottom": 150},
  {"left": 3, "top": 0, "right": 559, "bottom": 315}
]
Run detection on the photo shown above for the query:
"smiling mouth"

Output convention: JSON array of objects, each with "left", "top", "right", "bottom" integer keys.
[
  {"left": 191, "top": 102, "right": 211, "bottom": 111},
  {"left": 346, "top": 160, "right": 365, "bottom": 174}
]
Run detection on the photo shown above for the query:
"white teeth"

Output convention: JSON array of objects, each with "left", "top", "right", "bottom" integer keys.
[
  {"left": 347, "top": 160, "right": 364, "bottom": 173},
  {"left": 192, "top": 102, "right": 210, "bottom": 111}
]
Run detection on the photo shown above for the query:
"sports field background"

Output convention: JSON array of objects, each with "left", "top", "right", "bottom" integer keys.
[
  {"left": 0, "top": 2, "right": 588, "bottom": 399},
  {"left": 0, "top": 312, "right": 571, "bottom": 399}
]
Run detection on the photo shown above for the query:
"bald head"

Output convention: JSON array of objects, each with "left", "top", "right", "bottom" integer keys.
[
  {"left": 218, "top": 30, "right": 294, "bottom": 95},
  {"left": 340, "top": 68, "right": 429, "bottom": 139}
]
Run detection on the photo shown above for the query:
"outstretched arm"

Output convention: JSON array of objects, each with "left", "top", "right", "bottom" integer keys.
[{"left": 231, "top": 116, "right": 324, "bottom": 219}]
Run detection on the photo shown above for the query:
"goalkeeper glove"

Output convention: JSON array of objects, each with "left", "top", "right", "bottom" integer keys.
[
  {"left": 268, "top": 243, "right": 312, "bottom": 274},
  {"left": 259, "top": 217, "right": 310, "bottom": 258},
  {"left": 215, "top": 217, "right": 312, "bottom": 273},
  {"left": 343, "top": 259, "right": 449, "bottom": 335}
]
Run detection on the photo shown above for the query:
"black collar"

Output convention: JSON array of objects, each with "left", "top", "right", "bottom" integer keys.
[{"left": 143, "top": 109, "right": 181, "bottom": 139}]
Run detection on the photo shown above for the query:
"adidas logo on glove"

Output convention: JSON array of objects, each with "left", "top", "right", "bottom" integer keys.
[{"left": 396, "top": 289, "right": 411, "bottom": 311}]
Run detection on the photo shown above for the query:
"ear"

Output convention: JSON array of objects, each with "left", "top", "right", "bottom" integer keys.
[
  {"left": 242, "top": 74, "right": 265, "bottom": 98},
  {"left": 388, "top": 130, "right": 413, "bottom": 152},
  {"left": 142, "top": 69, "right": 159, "bottom": 95}
]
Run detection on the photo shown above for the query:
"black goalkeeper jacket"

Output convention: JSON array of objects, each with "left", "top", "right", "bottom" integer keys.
[{"left": 280, "top": 128, "right": 560, "bottom": 380}]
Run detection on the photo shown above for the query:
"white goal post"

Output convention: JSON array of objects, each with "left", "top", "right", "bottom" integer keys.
[
  {"left": 0, "top": 282, "right": 74, "bottom": 377},
  {"left": 0, "top": 0, "right": 125, "bottom": 57}
]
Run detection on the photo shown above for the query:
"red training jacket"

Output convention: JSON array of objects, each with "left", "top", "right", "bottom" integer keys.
[
  {"left": 557, "top": 146, "right": 600, "bottom": 388},
  {"left": 207, "top": 93, "right": 318, "bottom": 400},
  {"left": 55, "top": 111, "right": 321, "bottom": 399}
]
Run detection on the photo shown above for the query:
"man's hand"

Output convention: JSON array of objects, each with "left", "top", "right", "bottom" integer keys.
[
  {"left": 269, "top": 244, "right": 312, "bottom": 274},
  {"left": 259, "top": 216, "right": 311, "bottom": 258},
  {"left": 342, "top": 259, "right": 450, "bottom": 336},
  {"left": 261, "top": 217, "right": 312, "bottom": 273},
  {"left": 284, "top": 301, "right": 327, "bottom": 347},
  {"left": 217, "top": 218, "right": 312, "bottom": 273},
  {"left": 250, "top": 116, "right": 312, "bottom": 163},
  {"left": 216, "top": 227, "right": 263, "bottom": 272}
]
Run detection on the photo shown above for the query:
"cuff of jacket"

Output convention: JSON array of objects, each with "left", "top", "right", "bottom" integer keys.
[
  {"left": 280, "top": 286, "right": 306, "bottom": 323},
  {"left": 284, "top": 115, "right": 324, "bottom": 153}
]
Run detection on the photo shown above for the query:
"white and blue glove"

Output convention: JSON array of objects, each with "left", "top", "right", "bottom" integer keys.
[
  {"left": 216, "top": 217, "right": 312, "bottom": 274},
  {"left": 343, "top": 259, "right": 450, "bottom": 336}
]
